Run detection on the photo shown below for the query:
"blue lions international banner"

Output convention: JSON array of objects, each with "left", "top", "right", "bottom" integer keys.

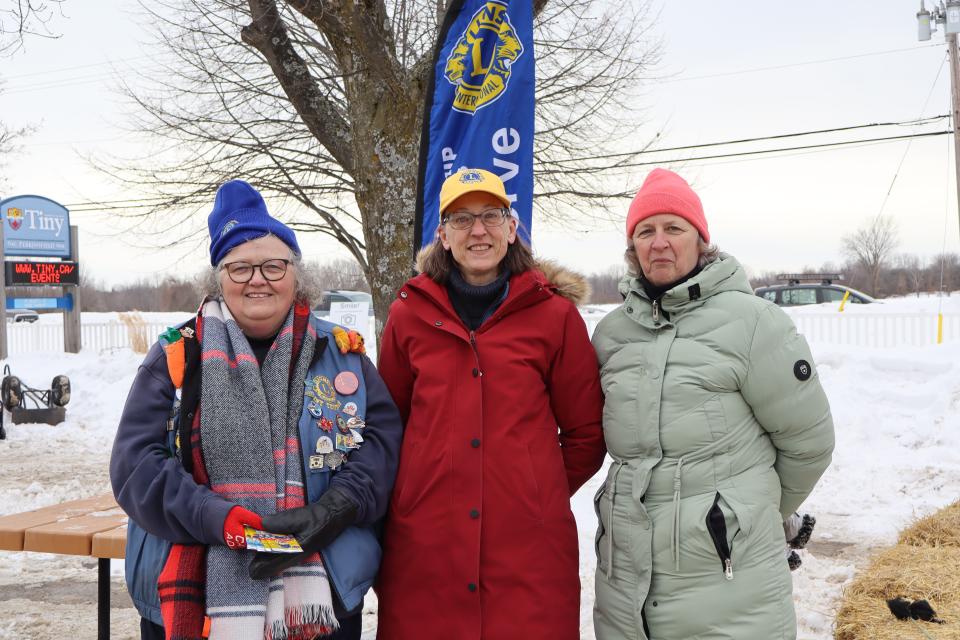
[{"left": 414, "top": 0, "right": 535, "bottom": 252}]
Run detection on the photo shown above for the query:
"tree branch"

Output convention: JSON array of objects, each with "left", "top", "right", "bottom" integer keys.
[
  {"left": 289, "top": 0, "right": 407, "bottom": 98},
  {"left": 533, "top": 0, "right": 548, "bottom": 20},
  {"left": 242, "top": 0, "right": 355, "bottom": 173}
]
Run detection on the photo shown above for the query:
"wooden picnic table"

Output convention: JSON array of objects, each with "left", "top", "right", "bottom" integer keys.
[{"left": 0, "top": 492, "right": 128, "bottom": 640}]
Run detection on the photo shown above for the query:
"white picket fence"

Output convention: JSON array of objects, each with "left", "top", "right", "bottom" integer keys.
[
  {"left": 5, "top": 317, "right": 380, "bottom": 355},
  {"left": 4, "top": 311, "right": 959, "bottom": 354},
  {"left": 581, "top": 310, "right": 960, "bottom": 348},
  {"left": 785, "top": 312, "right": 960, "bottom": 348},
  {"left": 6, "top": 321, "right": 176, "bottom": 354}
]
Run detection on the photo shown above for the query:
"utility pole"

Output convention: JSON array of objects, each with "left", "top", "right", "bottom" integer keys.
[
  {"left": 950, "top": 32, "right": 960, "bottom": 237},
  {"left": 920, "top": 1, "right": 960, "bottom": 234}
]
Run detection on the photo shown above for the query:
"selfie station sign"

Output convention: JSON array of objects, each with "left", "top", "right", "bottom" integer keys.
[{"left": 0, "top": 195, "right": 82, "bottom": 358}]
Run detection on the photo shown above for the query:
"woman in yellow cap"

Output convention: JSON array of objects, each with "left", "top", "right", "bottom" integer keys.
[{"left": 374, "top": 168, "right": 606, "bottom": 639}]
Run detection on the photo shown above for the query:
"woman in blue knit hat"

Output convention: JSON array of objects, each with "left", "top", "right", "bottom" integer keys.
[{"left": 111, "top": 180, "right": 402, "bottom": 640}]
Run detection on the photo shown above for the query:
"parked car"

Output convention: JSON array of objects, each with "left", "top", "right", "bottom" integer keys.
[
  {"left": 754, "top": 282, "right": 875, "bottom": 307},
  {"left": 314, "top": 290, "right": 374, "bottom": 315},
  {"left": 6, "top": 310, "right": 39, "bottom": 323}
]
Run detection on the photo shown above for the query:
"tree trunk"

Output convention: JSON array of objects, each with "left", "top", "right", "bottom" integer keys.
[{"left": 346, "top": 74, "right": 422, "bottom": 335}]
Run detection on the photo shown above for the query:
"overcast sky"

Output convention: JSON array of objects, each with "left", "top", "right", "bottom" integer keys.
[{"left": 0, "top": 1, "right": 955, "bottom": 285}]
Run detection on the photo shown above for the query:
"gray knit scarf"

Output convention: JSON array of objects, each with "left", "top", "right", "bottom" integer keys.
[{"left": 199, "top": 299, "right": 337, "bottom": 640}]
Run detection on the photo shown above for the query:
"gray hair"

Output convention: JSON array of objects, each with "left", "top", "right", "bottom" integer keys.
[
  {"left": 624, "top": 238, "right": 720, "bottom": 278},
  {"left": 205, "top": 234, "right": 323, "bottom": 306}
]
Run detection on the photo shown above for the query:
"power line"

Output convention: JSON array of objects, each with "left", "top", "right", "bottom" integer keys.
[
  {"left": 606, "top": 130, "right": 953, "bottom": 171},
  {"left": 64, "top": 129, "right": 956, "bottom": 211},
  {"left": 27, "top": 114, "right": 947, "bottom": 155},
  {"left": 875, "top": 51, "right": 949, "bottom": 219},
  {"left": 1, "top": 43, "right": 941, "bottom": 98},
  {"left": 548, "top": 115, "right": 949, "bottom": 166},
  {"left": 660, "top": 44, "right": 943, "bottom": 83},
  {"left": 2, "top": 55, "right": 153, "bottom": 81}
]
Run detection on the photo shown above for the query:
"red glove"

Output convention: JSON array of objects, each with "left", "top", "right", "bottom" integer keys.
[{"left": 223, "top": 506, "right": 264, "bottom": 549}]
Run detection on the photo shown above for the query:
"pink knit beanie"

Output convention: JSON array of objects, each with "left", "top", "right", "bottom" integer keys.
[{"left": 625, "top": 168, "right": 709, "bottom": 243}]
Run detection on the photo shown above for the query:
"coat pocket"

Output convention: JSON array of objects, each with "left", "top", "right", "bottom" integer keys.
[
  {"left": 518, "top": 441, "right": 545, "bottom": 523},
  {"left": 705, "top": 492, "right": 739, "bottom": 580}
]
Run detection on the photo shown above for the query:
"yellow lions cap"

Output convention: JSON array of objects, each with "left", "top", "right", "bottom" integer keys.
[{"left": 439, "top": 168, "right": 511, "bottom": 214}]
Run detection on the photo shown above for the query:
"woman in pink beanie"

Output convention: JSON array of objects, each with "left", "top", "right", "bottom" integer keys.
[{"left": 589, "top": 168, "right": 835, "bottom": 639}]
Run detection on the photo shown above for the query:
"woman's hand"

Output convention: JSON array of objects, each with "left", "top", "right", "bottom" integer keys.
[
  {"left": 248, "top": 486, "right": 359, "bottom": 579},
  {"left": 223, "top": 506, "right": 264, "bottom": 550}
]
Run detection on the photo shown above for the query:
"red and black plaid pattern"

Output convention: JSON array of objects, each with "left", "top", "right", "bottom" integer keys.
[{"left": 158, "top": 405, "right": 209, "bottom": 640}]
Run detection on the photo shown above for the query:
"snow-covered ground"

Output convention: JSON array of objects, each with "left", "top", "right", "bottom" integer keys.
[{"left": 2, "top": 297, "right": 960, "bottom": 639}]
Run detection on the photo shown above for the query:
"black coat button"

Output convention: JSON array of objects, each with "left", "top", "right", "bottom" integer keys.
[
  {"left": 472, "top": 368, "right": 479, "bottom": 377},
  {"left": 470, "top": 509, "right": 480, "bottom": 519},
  {"left": 468, "top": 583, "right": 477, "bottom": 592},
  {"left": 470, "top": 438, "right": 481, "bottom": 448}
]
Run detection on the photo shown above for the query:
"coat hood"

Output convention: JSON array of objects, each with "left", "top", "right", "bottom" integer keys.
[
  {"left": 618, "top": 253, "right": 753, "bottom": 318},
  {"left": 537, "top": 259, "right": 590, "bottom": 306}
]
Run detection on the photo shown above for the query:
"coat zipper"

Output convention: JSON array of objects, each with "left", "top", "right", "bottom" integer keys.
[
  {"left": 469, "top": 330, "right": 482, "bottom": 377},
  {"left": 652, "top": 298, "right": 661, "bottom": 325},
  {"left": 705, "top": 492, "right": 734, "bottom": 580}
]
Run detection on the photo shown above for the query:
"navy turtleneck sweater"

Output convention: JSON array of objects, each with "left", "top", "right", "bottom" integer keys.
[{"left": 446, "top": 268, "right": 511, "bottom": 331}]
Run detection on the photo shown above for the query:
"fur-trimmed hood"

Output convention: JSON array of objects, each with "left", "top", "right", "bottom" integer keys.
[
  {"left": 413, "top": 245, "right": 590, "bottom": 306},
  {"left": 537, "top": 259, "right": 590, "bottom": 306}
]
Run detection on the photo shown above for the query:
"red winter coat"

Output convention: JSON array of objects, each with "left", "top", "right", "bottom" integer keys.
[{"left": 375, "top": 264, "right": 605, "bottom": 640}]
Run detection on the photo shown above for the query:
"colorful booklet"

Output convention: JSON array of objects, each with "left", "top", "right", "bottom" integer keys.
[{"left": 243, "top": 526, "right": 304, "bottom": 553}]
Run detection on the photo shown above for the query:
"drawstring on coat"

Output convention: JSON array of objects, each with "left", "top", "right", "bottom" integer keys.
[
  {"left": 662, "top": 427, "right": 741, "bottom": 574},
  {"left": 672, "top": 458, "right": 685, "bottom": 571},
  {"left": 606, "top": 462, "right": 624, "bottom": 579}
]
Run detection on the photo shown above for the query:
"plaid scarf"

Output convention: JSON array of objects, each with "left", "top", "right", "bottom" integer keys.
[{"left": 158, "top": 299, "right": 336, "bottom": 640}]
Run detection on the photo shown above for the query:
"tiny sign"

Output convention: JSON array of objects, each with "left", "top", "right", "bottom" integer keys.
[
  {"left": 0, "top": 195, "right": 71, "bottom": 258},
  {"left": 329, "top": 302, "right": 369, "bottom": 334},
  {"left": 4, "top": 260, "right": 79, "bottom": 286}
]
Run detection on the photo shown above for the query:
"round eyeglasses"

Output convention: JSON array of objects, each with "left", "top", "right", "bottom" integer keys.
[
  {"left": 220, "top": 258, "right": 292, "bottom": 284},
  {"left": 443, "top": 208, "right": 509, "bottom": 231}
]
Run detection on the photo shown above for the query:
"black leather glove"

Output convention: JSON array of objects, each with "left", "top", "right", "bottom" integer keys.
[{"left": 248, "top": 486, "right": 360, "bottom": 580}]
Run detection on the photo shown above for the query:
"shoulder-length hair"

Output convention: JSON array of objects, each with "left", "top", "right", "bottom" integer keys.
[{"left": 418, "top": 235, "right": 537, "bottom": 284}]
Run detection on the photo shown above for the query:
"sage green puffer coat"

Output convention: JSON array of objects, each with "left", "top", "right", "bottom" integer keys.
[{"left": 591, "top": 255, "right": 834, "bottom": 640}]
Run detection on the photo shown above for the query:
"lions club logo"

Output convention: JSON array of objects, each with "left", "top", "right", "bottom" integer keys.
[
  {"left": 444, "top": 2, "right": 524, "bottom": 114},
  {"left": 6, "top": 207, "right": 22, "bottom": 231},
  {"left": 459, "top": 170, "right": 483, "bottom": 183}
]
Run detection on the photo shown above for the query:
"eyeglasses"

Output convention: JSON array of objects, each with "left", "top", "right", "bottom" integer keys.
[
  {"left": 220, "top": 258, "right": 292, "bottom": 284},
  {"left": 443, "top": 208, "right": 509, "bottom": 231}
]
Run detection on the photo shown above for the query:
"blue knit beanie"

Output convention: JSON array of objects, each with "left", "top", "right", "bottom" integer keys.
[{"left": 207, "top": 180, "right": 301, "bottom": 266}]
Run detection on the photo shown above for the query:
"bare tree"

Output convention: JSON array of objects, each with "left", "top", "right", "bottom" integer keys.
[
  {"left": 841, "top": 215, "right": 899, "bottom": 297},
  {"left": 586, "top": 264, "right": 625, "bottom": 304},
  {"left": 98, "top": 0, "right": 660, "bottom": 330},
  {"left": 0, "top": 1, "right": 62, "bottom": 184},
  {"left": 891, "top": 253, "right": 925, "bottom": 298},
  {"left": 0, "top": 0, "right": 64, "bottom": 53},
  {"left": 0, "top": 110, "right": 32, "bottom": 189},
  {"left": 79, "top": 274, "right": 203, "bottom": 312},
  {"left": 312, "top": 259, "right": 370, "bottom": 293}
]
